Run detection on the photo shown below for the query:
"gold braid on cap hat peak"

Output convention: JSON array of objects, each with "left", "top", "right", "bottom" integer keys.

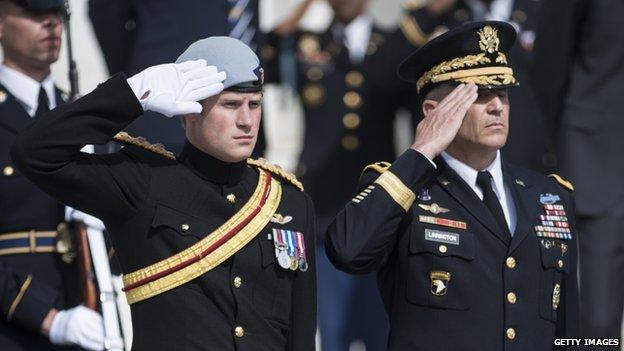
[{"left": 416, "top": 25, "right": 515, "bottom": 93}]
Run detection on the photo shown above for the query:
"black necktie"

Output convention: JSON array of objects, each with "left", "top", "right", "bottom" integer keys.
[
  {"left": 476, "top": 171, "right": 511, "bottom": 237},
  {"left": 35, "top": 86, "right": 49, "bottom": 117}
]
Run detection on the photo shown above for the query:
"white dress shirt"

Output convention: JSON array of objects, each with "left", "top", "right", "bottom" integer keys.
[
  {"left": 332, "top": 13, "right": 373, "bottom": 63},
  {"left": 465, "top": 0, "right": 514, "bottom": 21},
  {"left": 0, "top": 64, "right": 57, "bottom": 117},
  {"left": 442, "top": 151, "right": 517, "bottom": 234}
]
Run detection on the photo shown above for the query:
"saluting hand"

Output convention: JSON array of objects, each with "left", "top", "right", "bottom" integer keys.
[
  {"left": 411, "top": 83, "right": 478, "bottom": 159},
  {"left": 127, "top": 59, "right": 227, "bottom": 117}
]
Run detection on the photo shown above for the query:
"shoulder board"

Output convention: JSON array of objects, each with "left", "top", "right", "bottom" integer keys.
[
  {"left": 548, "top": 174, "right": 574, "bottom": 192},
  {"left": 399, "top": 13, "right": 428, "bottom": 47},
  {"left": 247, "top": 158, "right": 304, "bottom": 191},
  {"left": 361, "top": 161, "right": 392, "bottom": 176},
  {"left": 113, "top": 132, "right": 176, "bottom": 160}
]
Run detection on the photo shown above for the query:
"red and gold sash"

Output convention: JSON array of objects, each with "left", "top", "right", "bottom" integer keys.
[{"left": 122, "top": 169, "right": 282, "bottom": 304}]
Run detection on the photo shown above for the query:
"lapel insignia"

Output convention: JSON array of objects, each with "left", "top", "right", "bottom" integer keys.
[
  {"left": 552, "top": 283, "right": 561, "bottom": 310},
  {"left": 441, "top": 180, "right": 451, "bottom": 186},
  {"left": 515, "top": 179, "right": 525, "bottom": 187},
  {"left": 417, "top": 188, "right": 431, "bottom": 201},
  {"left": 539, "top": 193, "right": 561, "bottom": 205},
  {"left": 534, "top": 203, "right": 572, "bottom": 240},
  {"left": 418, "top": 203, "right": 450, "bottom": 214},
  {"left": 430, "top": 271, "right": 451, "bottom": 296},
  {"left": 270, "top": 213, "right": 293, "bottom": 225},
  {"left": 419, "top": 215, "right": 467, "bottom": 230},
  {"left": 0, "top": 90, "right": 7, "bottom": 104}
]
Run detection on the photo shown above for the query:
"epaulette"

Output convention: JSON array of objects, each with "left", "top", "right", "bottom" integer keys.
[
  {"left": 361, "top": 161, "right": 391, "bottom": 176},
  {"left": 399, "top": 13, "right": 428, "bottom": 47},
  {"left": 247, "top": 158, "right": 304, "bottom": 191},
  {"left": 113, "top": 132, "right": 176, "bottom": 160},
  {"left": 548, "top": 174, "right": 574, "bottom": 192}
]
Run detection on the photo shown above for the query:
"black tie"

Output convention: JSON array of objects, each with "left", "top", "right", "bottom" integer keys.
[
  {"left": 476, "top": 171, "right": 511, "bottom": 237},
  {"left": 35, "top": 86, "right": 49, "bottom": 117}
]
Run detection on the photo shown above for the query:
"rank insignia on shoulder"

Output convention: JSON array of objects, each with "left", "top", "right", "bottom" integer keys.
[
  {"left": 430, "top": 270, "right": 451, "bottom": 296},
  {"left": 418, "top": 203, "right": 449, "bottom": 214},
  {"left": 271, "top": 229, "right": 308, "bottom": 272},
  {"left": 270, "top": 213, "right": 293, "bottom": 225},
  {"left": 548, "top": 174, "right": 574, "bottom": 192}
]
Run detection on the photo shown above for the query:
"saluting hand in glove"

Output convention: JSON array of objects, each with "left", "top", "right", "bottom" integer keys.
[{"left": 127, "top": 59, "right": 227, "bottom": 117}]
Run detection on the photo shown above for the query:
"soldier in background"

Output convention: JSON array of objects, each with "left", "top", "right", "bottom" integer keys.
[
  {"left": 262, "top": 0, "right": 420, "bottom": 349},
  {"left": 0, "top": 0, "right": 103, "bottom": 349},
  {"left": 532, "top": 0, "right": 624, "bottom": 347},
  {"left": 402, "top": 0, "right": 547, "bottom": 172}
]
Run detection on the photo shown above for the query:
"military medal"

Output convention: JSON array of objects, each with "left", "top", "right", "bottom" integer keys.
[
  {"left": 272, "top": 229, "right": 292, "bottom": 269},
  {"left": 273, "top": 229, "right": 307, "bottom": 271},
  {"left": 295, "top": 231, "right": 308, "bottom": 272},
  {"left": 534, "top": 200, "right": 572, "bottom": 240}
]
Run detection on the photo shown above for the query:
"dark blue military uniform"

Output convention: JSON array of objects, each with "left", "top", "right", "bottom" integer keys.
[
  {"left": 262, "top": 22, "right": 419, "bottom": 350},
  {"left": 11, "top": 75, "right": 317, "bottom": 351},
  {"left": 325, "top": 149, "right": 579, "bottom": 350},
  {"left": 0, "top": 84, "right": 81, "bottom": 350}
]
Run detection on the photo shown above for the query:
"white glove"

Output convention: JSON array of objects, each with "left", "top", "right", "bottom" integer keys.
[
  {"left": 65, "top": 207, "right": 106, "bottom": 231},
  {"left": 127, "top": 59, "right": 226, "bottom": 117},
  {"left": 49, "top": 306, "right": 105, "bottom": 351}
]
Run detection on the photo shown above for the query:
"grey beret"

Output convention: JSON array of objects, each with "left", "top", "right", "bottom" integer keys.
[{"left": 176, "top": 36, "right": 263, "bottom": 92}]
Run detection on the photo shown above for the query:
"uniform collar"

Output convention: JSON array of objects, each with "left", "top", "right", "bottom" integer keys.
[
  {"left": 0, "top": 64, "right": 56, "bottom": 117},
  {"left": 178, "top": 141, "right": 246, "bottom": 186}
]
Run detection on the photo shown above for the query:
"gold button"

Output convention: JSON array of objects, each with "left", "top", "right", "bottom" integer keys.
[
  {"left": 345, "top": 71, "right": 364, "bottom": 87},
  {"left": 3, "top": 166, "right": 14, "bottom": 176},
  {"left": 557, "top": 260, "right": 564, "bottom": 269},
  {"left": 302, "top": 83, "right": 325, "bottom": 107},
  {"left": 343, "top": 91, "right": 362, "bottom": 109},
  {"left": 306, "top": 67, "right": 323, "bottom": 81},
  {"left": 506, "top": 257, "right": 516, "bottom": 269},
  {"left": 226, "top": 193, "right": 236, "bottom": 203},
  {"left": 506, "top": 327, "right": 516, "bottom": 340},
  {"left": 438, "top": 245, "right": 447, "bottom": 253},
  {"left": 342, "top": 113, "right": 361, "bottom": 129},
  {"left": 233, "top": 276, "right": 242, "bottom": 288},
  {"left": 341, "top": 135, "right": 359, "bottom": 151},
  {"left": 181, "top": 224, "right": 189, "bottom": 232},
  {"left": 234, "top": 326, "right": 245, "bottom": 338},
  {"left": 507, "top": 292, "right": 517, "bottom": 304}
]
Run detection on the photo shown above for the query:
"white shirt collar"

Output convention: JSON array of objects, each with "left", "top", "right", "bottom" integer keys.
[
  {"left": 465, "top": 0, "right": 514, "bottom": 21},
  {"left": 332, "top": 13, "right": 373, "bottom": 63},
  {"left": 441, "top": 150, "right": 505, "bottom": 199},
  {"left": 0, "top": 64, "right": 57, "bottom": 117},
  {"left": 441, "top": 150, "right": 517, "bottom": 233}
]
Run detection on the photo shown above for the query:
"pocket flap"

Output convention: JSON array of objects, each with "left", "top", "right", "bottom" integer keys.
[
  {"left": 151, "top": 204, "right": 211, "bottom": 239},
  {"left": 539, "top": 243, "right": 569, "bottom": 273}
]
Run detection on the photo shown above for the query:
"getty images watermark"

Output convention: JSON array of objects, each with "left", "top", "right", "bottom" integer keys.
[{"left": 554, "top": 339, "right": 620, "bottom": 347}]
